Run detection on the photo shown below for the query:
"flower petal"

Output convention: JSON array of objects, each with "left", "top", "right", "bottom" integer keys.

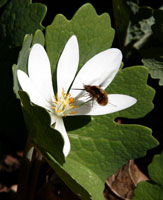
[
  {"left": 57, "top": 35, "right": 79, "bottom": 96},
  {"left": 54, "top": 117, "right": 70, "bottom": 157},
  {"left": 17, "top": 70, "right": 51, "bottom": 109},
  {"left": 49, "top": 112, "right": 57, "bottom": 125},
  {"left": 28, "top": 44, "right": 54, "bottom": 103},
  {"left": 69, "top": 94, "right": 137, "bottom": 116},
  {"left": 71, "top": 48, "right": 122, "bottom": 98}
]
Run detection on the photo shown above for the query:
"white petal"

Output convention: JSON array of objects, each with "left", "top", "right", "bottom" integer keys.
[
  {"left": 71, "top": 48, "right": 122, "bottom": 98},
  {"left": 49, "top": 112, "right": 57, "bottom": 125},
  {"left": 17, "top": 70, "right": 51, "bottom": 109},
  {"left": 57, "top": 35, "right": 79, "bottom": 96},
  {"left": 28, "top": 44, "right": 54, "bottom": 103},
  {"left": 54, "top": 117, "right": 70, "bottom": 157},
  {"left": 69, "top": 94, "right": 137, "bottom": 116}
]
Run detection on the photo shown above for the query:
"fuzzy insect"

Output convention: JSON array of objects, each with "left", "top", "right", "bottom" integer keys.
[{"left": 84, "top": 85, "right": 108, "bottom": 106}]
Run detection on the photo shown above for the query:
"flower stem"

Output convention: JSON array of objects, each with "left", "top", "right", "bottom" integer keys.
[
  {"left": 16, "top": 137, "right": 42, "bottom": 200},
  {"left": 28, "top": 150, "right": 42, "bottom": 200}
]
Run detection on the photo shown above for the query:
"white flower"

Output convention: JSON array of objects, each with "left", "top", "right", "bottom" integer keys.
[{"left": 17, "top": 35, "right": 137, "bottom": 157}]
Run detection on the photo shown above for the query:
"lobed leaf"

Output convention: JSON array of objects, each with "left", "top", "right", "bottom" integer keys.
[
  {"left": 133, "top": 152, "right": 163, "bottom": 200},
  {"left": 46, "top": 3, "right": 114, "bottom": 90},
  {"left": 142, "top": 47, "right": 163, "bottom": 86},
  {"left": 19, "top": 91, "right": 65, "bottom": 165},
  {"left": 13, "top": 30, "right": 45, "bottom": 97},
  {"left": 0, "top": 0, "right": 46, "bottom": 46}
]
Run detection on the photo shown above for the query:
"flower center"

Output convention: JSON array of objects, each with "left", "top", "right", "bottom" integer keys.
[{"left": 51, "top": 88, "right": 79, "bottom": 117}]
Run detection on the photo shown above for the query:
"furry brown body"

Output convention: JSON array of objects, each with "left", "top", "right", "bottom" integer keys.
[{"left": 84, "top": 85, "right": 108, "bottom": 106}]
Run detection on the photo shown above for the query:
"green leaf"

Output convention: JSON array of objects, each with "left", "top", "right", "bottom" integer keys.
[
  {"left": 112, "top": 0, "right": 131, "bottom": 48},
  {"left": 44, "top": 152, "right": 92, "bottom": 200},
  {"left": 55, "top": 66, "right": 157, "bottom": 200},
  {"left": 46, "top": 3, "right": 114, "bottom": 87},
  {"left": 141, "top": 9, "right": 163, "bottom": 86},
  {"left": 32, "top": 29, "right": 45, "bottom": 46},
  {"left": 13, "top": 30, "right": 45, "bottom": 97},
  {"left": 133, "top": 152, "right": 163, "bottom": 200},
  {"left": 152, "top": 9, "right": 163, "bottom": 43},
  {"left": 19, "top": 91, "right": 65, "bottom": 165},
  {"left": 0, "top": 0, "right": 47, "bottom": 46},
  {"left": 0, "top": 0, "right": 8, "bottom": 8},
  {"left": 13, "top": 34, "right": 32, "bottom": 97},
  {"left": 148, "top": 153, "right": 163, "bottom": 185},
  {"left": 142, "top": 47, "right": 163, "bottom": 86},
  {"left": 120, "top": 1, "right": 154, "bottom": 49},
  {"left": 108, "top": 66, "right": 155, "bottom": 118}
]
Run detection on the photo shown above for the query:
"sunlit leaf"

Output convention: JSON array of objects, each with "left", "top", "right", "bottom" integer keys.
[{"left": 46, "top": 3, "right": 114, "bottom": 80}]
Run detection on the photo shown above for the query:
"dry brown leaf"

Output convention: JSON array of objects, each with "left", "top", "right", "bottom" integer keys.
[{"left": 106, "top": 160, "right": 149, "bottom": 200}]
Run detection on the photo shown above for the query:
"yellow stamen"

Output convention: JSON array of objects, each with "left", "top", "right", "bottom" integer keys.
[
  {"left": 69, "top": 97, "right": 75, "bottom": 104},
  {"left": 56, "top": 93, "right": 59, "bottom": 101},
  {"left": 51, "top": 88, "right": 80, "bottom": 117},
  {"left": 51, "top": 106, "right": 56, "bottom": 109},
  {"left": 62, "top": 88, "right": 65, "bottom": 98},
  {"left": 56, "top": 110, "right": 63, "bottom": 113},
  {"left": 69, "top": 111, "right": 77, "bottom": 115},
  {"left": 71, "top": 105, "right": 80, "bottom": 108}
]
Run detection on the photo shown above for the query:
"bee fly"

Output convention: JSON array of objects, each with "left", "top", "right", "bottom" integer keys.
[
  {"left": 72, "top": 85, "right": 108, "bottom": 106},
  {"left": 84, "top": 85, "right": 108, "bottom": 106}
]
